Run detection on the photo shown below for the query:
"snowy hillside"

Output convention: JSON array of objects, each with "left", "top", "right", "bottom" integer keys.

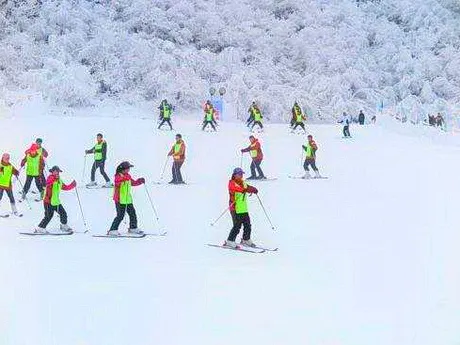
[
  {"left": 2, "top": 0, "right": 460, "bottom": 120},
  {"left": 1, "top": 113, "right": 460, "bottom": 344}
]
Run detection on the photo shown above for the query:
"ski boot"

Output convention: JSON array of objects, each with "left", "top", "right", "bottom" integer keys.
[
  {"left": 302, "top": 171, "right": 311, "bottom": 179},
  {"left": 240, "top": 239, "right": 256, "bottom": 248},
  {"left": 86, "top": 181, "right": 97, "bottom": 188},
  {"left": 102, "top": 181, "right": 114, "bottom": 188},
  {"left": 60, "top": 224, "right": 73, "bottom": 234},
  {"left": 314, "top": 170, "right": 321, "bottom": 179},
  {"left": 107, "top": 229, "right": 120, "bottom": 236},
  {"left": 128, "top": 228, "right": 144, "bottom": 235},
  {"left": 224, "top": 240, "right": 237, "bottom": 248},
  {"left": 34, "top": 227, "right": 48, "bottom": 234}
]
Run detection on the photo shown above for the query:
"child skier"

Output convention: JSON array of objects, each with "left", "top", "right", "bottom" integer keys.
[
  {"left": 158, "top": 99, "right": 174, "bottom": 130},
  {"left": 302, "top": 135, "right": 321, "bottom": 179},
  {"left": 224, "top": 168, "right": 259, "bottom": 248},
  {"left": 167, "top": 134, "right": 186, "bottom": 184},
  {"left": 249, "top": 103, "right": 264, "bottom": 131},
  {"left": 291, "top": 102, "right": 306, "bottom": 132},
  {"left": 35, "top": 166, "right": 76, "bottom": 234},
  {"left": 0, "top": 153, "right": 21, "bottom": 217},
  {"left": 339, "top": 112, "right": 352, "bottom": 138},
  {"left": 20, "top": 143, "right": 44, "bottom": 201},
  {"left": 202, "top": 101, "right": 217, "bottom": 131},
  {"left": 241, "top": 135, "right": 266, "bottom": 180},
  {"left": 85, "top": 133, "right": 113, "bottom": 188},
  {"left": 108, "top": 161, "right": 145, "bottom": 236}
]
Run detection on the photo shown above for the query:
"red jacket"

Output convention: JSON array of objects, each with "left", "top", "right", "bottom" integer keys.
[
  {"left": 242, "top": 139, "right": 263, "bottom": 161},
  {"left": 228, "top": 178, "right": 257, "bottom": 212},
  {"left": 43, "top": 175, "right": 75, "bottom": 204},
  {"left": 0, "top": 161, "right": 19, "bottom": 190},
  {"left": 113, "top": 173, "right": 143, "bottom": 203}
]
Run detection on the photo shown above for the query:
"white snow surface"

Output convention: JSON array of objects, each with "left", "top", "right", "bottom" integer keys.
[{"left": 1, "top": 113, "right": 460, "bottom": 345}]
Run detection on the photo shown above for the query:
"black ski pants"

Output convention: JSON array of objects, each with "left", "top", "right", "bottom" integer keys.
[
  {"left": 202, "top": 121, "right": 216, "bottom": 131},
  {"left": 227, "top": 211, "right": 252, "bottom": 242},
  {"left": 292, "top": 122, "right": 306, "bottom": 131},
  {"left": 110, "top": 203, "right": 137, "bottom": 230},
  {"left": 38, "top": 203, "right": 68, "bottom": 228},
  {"left": 158, "top": 118, "right": 173, "bottom": 130},
  {"left": 23, "top": 176, "right": 43, "bottom": 195},
  {"left": 0, "top": 189, "right": 15, "bottom": 203},
  {"left": 304, "top": 159, "right": 318, "bottom": 172},
  {"left": 250, "top": 159, "right": 265, "bottom": 178},
  {"left": 246, "top": 116, "right": 254, "bottom": 127},
  {"left": 251, "top": 121, "right": 263, "bottom": 130},
  {"left": 343, "top": 125, "right": 351, "bottom": 137},
  {"left": 171, "top": 161, "right": 184, "bottom": 183},
  {"left": 91, "top": 160, "right": 110, "bottom": 182}
]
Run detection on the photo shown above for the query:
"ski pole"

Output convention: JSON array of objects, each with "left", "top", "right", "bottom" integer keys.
[
  {"left": 159, "top": 156, "right": 169, "bottom": 181},
  {"left": 240, "top": 152, "right": 243, "bottom": 167},
  {"left": 15, "top": 176, "right": 32, "bottom": 210},
  {"left": 81, "top": 155, "right": 87, "bottom": 184},
  {"left": 144, "top": 185, "right": 160, "bottom": 221},
  {"left": 256, "top": 194, "right": 275, "bottom": 230},
  {"left": 74, "top": 187, "right": 90, "bottom": 233},
  {"left": 210, "top": 202, "right": 234, "bottom": 227}
]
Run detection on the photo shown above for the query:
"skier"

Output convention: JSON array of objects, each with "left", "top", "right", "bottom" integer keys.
[
  {"left": 224, "top": 167, "right": 259, "bottom": 248},
  {"left": 85, "top": 133, "right": 113, "bottom": 188},
  {"left": 35, "top": 165, "right": 76, "bottom": 234},
  {"left": 246, "top": 102, "right": 256, "bottom": 127},
  {"left": 250, "top": 103, "right": 264, "bottom": 131},
  {"left": 34, "top": 138, "right": 48, "bottom": 190},
  {"left": 0, "top": 153, "right": 21, "bottom": 217},
  {"left": 358, "top": 110, "right": 365, "bottom": 125},
  {"left": 302, "top": 135, "right": 321, "bottom": 179},
  {"left": 107, "top": 161, "right": 145, "bottom": 236},
  {"left": 167, "top": 134, "right": 186, "bottom": 184},
  {"left": 241, "top": 135, "right": 266, "bottom": 180},
  {"left": 291, "top": 102, "right": 306, "bottom": 132},
  {"left": 158, "top": 99, "right": 174, "bottom": 130},
  {"left": 202, "top": 101, "right": 217, "bottom": 131},
  {"left": 20, "top": 143, "right": 44, "bottom": 201},
  {"left": 338, "top": 112, "right": 352, "bottom": 138}
]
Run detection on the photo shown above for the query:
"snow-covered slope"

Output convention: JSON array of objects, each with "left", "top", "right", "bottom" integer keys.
[
  {"left": 2, "top": 0, "right": 460, "bottom": 120},
  {"left": 1, "top": 114, "right": 460, "bottom": 344}
]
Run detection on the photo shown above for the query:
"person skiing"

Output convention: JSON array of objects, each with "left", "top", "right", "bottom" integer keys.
[
  {"left": 34, "top": 138, "right": 48, "bottom": 190},
  {"left": 20, "top": 143, "right": 44, "bottom": 201},
  {"left": 224, "top": 167, "right": 259, "bottom": 248},
  {"left": 107, "top": 161, "right": 145, "bottom": 236},
  {"left": 202, "top": 101, "right": 217, "bottom": 131},
  {"left": 338, "top": 112, "right": 352, "bottom": 138},
  {"left": 0, "top": 153, "right": 21, "bottom": 217},
  {"left": 250, "top": 103, "right": 264, "bottom": 131},
  {"left": 302, "top": 135, "right": 321, "bottom": 179},
  {"left": 158, "top": 99, "right": 174, "bottom": 130},
  {"left": 241, "top": 135, "right": 266, "bottom": 180},
  {"left": 85, "top": 133, "right": 112, "bottom": 188},
  {"left": 168, "top": 133, "right": 186, "bottom": 184},
  {"left": 246, "top": 102, "right": 256, "bottom": 128},
  {"left": 291, "top": 102, "right": 306, "bottom": 132},
  {"left": 358, "top": 110, "right": 365, "bottom": 125},
  {"left": 35, "top": 165, "right": 76, "bottom": 234}
]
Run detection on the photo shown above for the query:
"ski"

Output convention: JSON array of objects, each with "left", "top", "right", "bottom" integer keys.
[
  {"left": 207, "top": 244, "right": 265, "bottom": 253},
  {"left": 0, "top": 214, "right": 10, "bottom": 218},
  {"left": 288, "top": 175, "right": 328, "bottom": 180},
  {"left": 243, "top": 245, "right": 278, "bottom": 252},
  {"left": 251, "top": 177, "right": 277, "bottom": 182},
  {"left": 20, "top": 231, "right": 74, "bottom": 236},
  {"left": 93, "top": 233, "right": 146, "bottom": 238},
  {"left": 144, "top": 231, "right": 167, "bottom": 236}
]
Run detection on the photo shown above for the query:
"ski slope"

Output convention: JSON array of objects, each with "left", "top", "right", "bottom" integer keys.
[{"left": 1, "top": 113, "right": 460, "bottom": 345}]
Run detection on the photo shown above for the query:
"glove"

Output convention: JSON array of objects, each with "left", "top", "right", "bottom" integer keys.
[
  {"left": 302, "top": 145, "right": 307, "bottom": 150},
  {"left": 137, "top": 177, "right": 146, "bottom": 184},
  {"left": 246, "top": 186, "right": 258, "bottom": 194},
  {"left": 69, "top": 180, "right": 77, "bottom": 189},
  {"left": 85, "top": 150, "right": 90, "bottom": 154},
  {"left": 240, "top": 149, "right": 244, "bottom": 153}
]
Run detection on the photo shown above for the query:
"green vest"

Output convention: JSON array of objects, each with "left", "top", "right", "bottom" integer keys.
[
  {"left": 26, "top": 154, "right": 40, "bottom": 176},
  {"left": 119, "top": 179, "right": 133, "bottom": 205},
  {"left": 295, "top": 107, "right": 303, "bottom": 122},
  {"left": 206, "top": 109, "right": 213, "bottom": 121},
  {"left": 37, "top": 147, "right": 43, "bottom": 157},
  {"left": 0, "top": 164, "right": 13, "bottom": 188},
  {"left": 253, "top": 109, "right": 262, "bottom": 122},
  {"left": 304, "top": 142, "right": 315, "bottom": 158},
  {"left": 174, "top": 143, "right": 181, "bottom": 154},
  {"left": 235, "top": 181, "right": 248, "bottom": 214},
  {"left": 94, "top": 141, "right": 104, "bottom": 161},
  {"left": 46, "top": 179, "right": 63, "bottom": 206},
  {"left": 250, "top": 142, "right": 258, "bottom": 158},
  {"left": 163, "top": 105, "right": 171, "bottom": 119}
]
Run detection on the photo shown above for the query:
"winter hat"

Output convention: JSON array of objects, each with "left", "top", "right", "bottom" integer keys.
[
  {"left": 232, "top": 167, "right": 245, "bottom": 176},
  {"left": 49, "top": 166, "right": 62, "bottom": 173},
  {"left": 35, "top": 138, "right": 43, "bottom": 144},
  {"left": 2, "top": 153, "right": 10, "bottom": 162}
]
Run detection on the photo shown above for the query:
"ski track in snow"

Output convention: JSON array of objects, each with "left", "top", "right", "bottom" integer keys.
[{"left": 1, "top": 114, "right": 460, "bottom": 345}]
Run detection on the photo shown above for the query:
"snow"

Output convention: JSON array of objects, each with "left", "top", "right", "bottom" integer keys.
[{"left": 1, "top": 111, "right": 460, "bottom": 345}]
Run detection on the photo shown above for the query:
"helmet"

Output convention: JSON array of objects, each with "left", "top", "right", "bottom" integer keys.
[
  {"left": 232, "top": 167, "right": 245, "bottom": 176},
  {"left": 49, "top": 165, "right": 62, "bottom": 173},
  {"left": 117, "top": 161, "right": 134, "bottom": 172}
]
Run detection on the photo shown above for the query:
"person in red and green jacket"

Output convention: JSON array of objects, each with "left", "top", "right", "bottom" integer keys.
[
  {"left": 35, "top": 166, "right": 76, "bottom": 234},
  {"left": 0, "top": 153, "right": 20, "bottom": 216},
  {"left": 302, "top": 135, "right": 321, "bottom": 179},
  {"left": 85, "top": 133, "right": 112, "bottom": 188},
  {"left": 108, "top": 161, "right": 145, "bottom": 236},
  {"left": 241, "top": 135, "right": 266, "bottom": 180},
  {"left": 224, "top": 167, "right": 259, "bottom": 248},
  {"left": 167, "top": 134, "right": 186, "bottom": 184},
  {"left": 20, "top": 143, "right": 45, "bottom": 201}
]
